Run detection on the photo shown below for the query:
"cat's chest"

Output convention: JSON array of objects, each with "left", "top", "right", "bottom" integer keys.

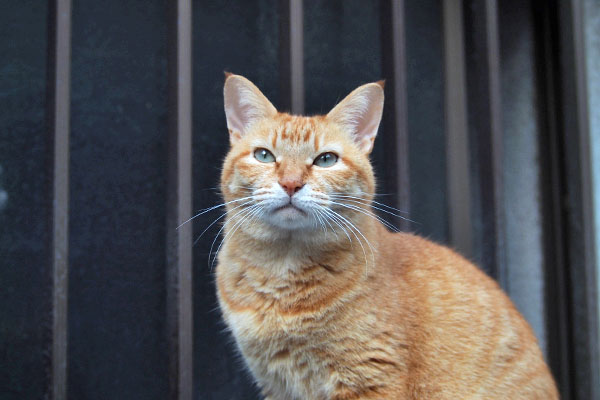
[
  {"left": 216, "top": 265, "right": 340, "bottom": 398},
  {"left": 219, "top": 276, "right": 331, "bottom": 348},
  {"left": 226, "top": 307, "right": 333, "bottom": 399}
]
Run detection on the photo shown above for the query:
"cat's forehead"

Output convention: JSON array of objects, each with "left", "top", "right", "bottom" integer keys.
[
  {"left": 246, "top": 113, "right": 346, "bottom": 158},
  {"left": 272, "top": 114, "right": 322, "bottom": 145}
]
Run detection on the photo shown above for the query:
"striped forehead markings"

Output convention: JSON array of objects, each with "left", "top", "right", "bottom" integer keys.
[{"left": 271, "top": 123, "right": 318, "bottom": 146}]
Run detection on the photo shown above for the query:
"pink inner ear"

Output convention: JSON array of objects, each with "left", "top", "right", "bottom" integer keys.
[
  {"left": 326, "top": 83, "right": 384, "bottom": 153},
  {"left": 226, "top": 95, "right": 257, "bottom": 135},
  {"left": 225, "top": 101, "right": 246, "bottom": 136},
  {"left": 223, "top": 75, "right": 277, "bottom": 141},
  {"left": 357, "top": 109, "right": 382, "bottom": 139}
]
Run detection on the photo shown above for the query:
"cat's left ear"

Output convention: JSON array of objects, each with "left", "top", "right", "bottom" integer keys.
[
  {"left": 224, "top": 73, "right": 277, "bottom": 144},
  {"left": 326, "top": 81, "right": 385, "bottom": 154}
]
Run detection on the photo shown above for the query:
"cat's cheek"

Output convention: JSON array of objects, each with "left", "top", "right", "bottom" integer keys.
[{"left": 225, "top": 161, "right": 268, "bottom": 195}]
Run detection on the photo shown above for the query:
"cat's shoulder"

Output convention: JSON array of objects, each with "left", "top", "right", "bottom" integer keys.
[
  {"left": 379, "top": 228, "right": 467, "bottom": 263},
  {"left": 378, "top": 227, "right": 497, "bottom": 288}
]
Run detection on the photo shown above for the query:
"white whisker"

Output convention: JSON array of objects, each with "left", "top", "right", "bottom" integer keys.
[
  {"left": 327, "top": 200, "right": 400, "bottom": 233},
  {"left": 192, "top": 199, "right": 256, "bottom": 245},
  {"left": 329, "top": 194, "right": 411, "bottom": 215},
  {"left": 315, "top": 204, "right": 351, "bottom": 242},
  {"left": 177, "top": 195, "right": 256, "bottom": 229},
  {"left": 211, "top": 203, "right": 266, "bottom": 268},
  {"left": 209, "top": 204, "right": 264, "bottom": 270},
  {"left": 328, "top": 208, "right": 376, "bottom": 262},
  {"left": 320, "top": 206, "right": 375, "bottom": 277},
  {"left": 329, "top": 195, "right": 418, "bottom": 225},
  {"left": 315, "top": 208, "right": 338, "bottom": 238},
  {"left": 207, "top": 204, "right": 260, "bottom": 267},
  {"left": 324, "top": 209, "right": 369, "bottom": 274}
]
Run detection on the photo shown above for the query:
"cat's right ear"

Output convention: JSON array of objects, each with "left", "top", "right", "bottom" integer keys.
[{"left": 223, "top": 73, "right": 277, "bottom": 144}]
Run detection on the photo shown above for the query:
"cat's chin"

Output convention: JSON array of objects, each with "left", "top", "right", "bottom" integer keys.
[
  {"left": 264, "top": 205, "right": 315, "bottom": 231},
  {"left": 274, "top": 204, "right": 306, "bottom": 217}
]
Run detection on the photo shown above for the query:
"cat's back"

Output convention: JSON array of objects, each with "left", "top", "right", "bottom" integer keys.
[{"left": 376, "top": 228, "right": 559, "bottom": 399}]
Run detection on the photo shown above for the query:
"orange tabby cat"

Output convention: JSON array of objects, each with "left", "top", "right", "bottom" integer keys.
[{"left": 215, "top": 73, "right": 558, "bottom": 399}]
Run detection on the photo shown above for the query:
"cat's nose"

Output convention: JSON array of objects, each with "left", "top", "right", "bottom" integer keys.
[{"left": 279, "top": 178, "right": 304, "bottom": 197}]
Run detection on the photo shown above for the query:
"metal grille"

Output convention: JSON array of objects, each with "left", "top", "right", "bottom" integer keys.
[{"left": 1, "top": 0, "right": 597, "bottom": 399}]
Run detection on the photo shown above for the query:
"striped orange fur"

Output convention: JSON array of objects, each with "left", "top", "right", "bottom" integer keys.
[{"left": 215, "top": 74, "right": 558, "bottom": 399}]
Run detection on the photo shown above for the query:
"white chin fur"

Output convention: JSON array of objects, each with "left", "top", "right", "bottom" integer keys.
[{"left": 263, "top": 207, "right": 316, "bottom": 230}]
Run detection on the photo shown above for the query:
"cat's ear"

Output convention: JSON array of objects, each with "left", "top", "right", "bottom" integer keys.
[
  {"left": 326, "top": 81, "right": 385, "bottom": 154},
  {"left": 223, "top": 73, "right": 277, "bottom": 144}
]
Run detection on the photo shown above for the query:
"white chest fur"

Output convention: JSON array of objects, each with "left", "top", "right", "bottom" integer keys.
[{"left": 221, "top": 302, "right": 335, "bottom": 400}]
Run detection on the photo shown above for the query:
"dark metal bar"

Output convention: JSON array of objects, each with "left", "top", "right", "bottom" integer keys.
[
  {"left": 544, "top": 0, "right": 598, "bottom": 398},
  {"left": 442, "top": 0, "right": 472, "bottom": 257},
  {"left": 167, "top": 0, "right": 193, "bottom": 398},
  {"left": 380, "top": 0, "right": 410, "bottom": 231},
  {"left": 279, "top": 0, "right": 304, "bottom": 114},
  {"left": 46, "top": 0, "right": 71, "bottom": 397},
  {"left": 533, "top": 0, "right": 573, "bottom": 396},
  {"left": 462, "top": 0, "right": 506, "bottom": 286},
  {"left": 531, "top": 0, "right": 599, "bottom": 397}
]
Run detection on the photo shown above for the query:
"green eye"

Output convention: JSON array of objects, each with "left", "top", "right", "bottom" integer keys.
[
  {"left": 254, "top": 148, "right": 275, "bottom": 163},
  {"left": 314, "top": 152, "right": 338, "bottom": 168}
]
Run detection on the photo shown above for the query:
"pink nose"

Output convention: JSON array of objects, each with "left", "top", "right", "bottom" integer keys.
[{"left": 279, "top": 178, "right": 304, "bottom": 196}]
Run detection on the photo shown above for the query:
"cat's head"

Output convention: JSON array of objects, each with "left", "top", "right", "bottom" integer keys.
[{"left": 220, "top": 74, "right": 384, "bottom": 239}]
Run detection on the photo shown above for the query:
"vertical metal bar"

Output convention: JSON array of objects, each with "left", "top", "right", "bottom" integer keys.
[
  {"left": 289, "top": 0, "right": 304, "bottom": 114},
  {"left": 47, "top": 0, "right": 71, "bottom": 397},
  {"left": 279, "top": 0, "right": 304, "bottom": 114},
  {"left": 380, "top": 0, "right": 410, "bottom": 231},
  {"left": 443, "top": 0, "right": 472, "bottom": 257},
  {"left": 553, "top": 0, "right": 599, "bottom": 397},
  {"left": 484, "top": 0, "right": 505, "bottom": 287},
  {"left": 463, "top": 0, "right": 506, "bottom": 286},
  {"left": 46, "top": 0, "right": 71, "bottom": 398},
  {"left": 485, "top": 0, "right": 504, "bottom": 275},
  {"left": 533, "top": 0, "right": 572, "bottom": 396},
  {"left": 167, "top": 0, "right": 193, "bottom": 399},
  {"left": 533, "top": 0, "right": 600, "bottom": 396}
]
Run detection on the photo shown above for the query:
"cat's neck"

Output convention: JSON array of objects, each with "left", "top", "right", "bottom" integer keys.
[{"left": 221, "top": 213, "right": 381, "bottom": 277}]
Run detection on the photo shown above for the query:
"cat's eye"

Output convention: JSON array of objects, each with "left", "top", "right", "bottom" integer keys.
[
  {"left": 254, "top": 148, "right": 275, "bottom": 163},
  {"left": 313, "top": 152, "right": 338, "bottom": 168}
]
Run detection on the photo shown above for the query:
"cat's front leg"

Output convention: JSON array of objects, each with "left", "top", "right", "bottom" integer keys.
[
  {"left": 330, "top": 385, "right": 395, "bottom": 400},
  {"left": 260, "top": 387, "right": 276, "bottom": 400}
]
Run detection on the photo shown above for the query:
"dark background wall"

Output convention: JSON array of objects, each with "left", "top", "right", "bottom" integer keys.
[
  {"left": 67, "top": 0, "right": 169, "bottom": 398},
  {"left": 1, "top": 0, "right": 598, "bottom": 399},
  {"left": 0, "top": 1, "right": 49, "bottom": 398}
]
